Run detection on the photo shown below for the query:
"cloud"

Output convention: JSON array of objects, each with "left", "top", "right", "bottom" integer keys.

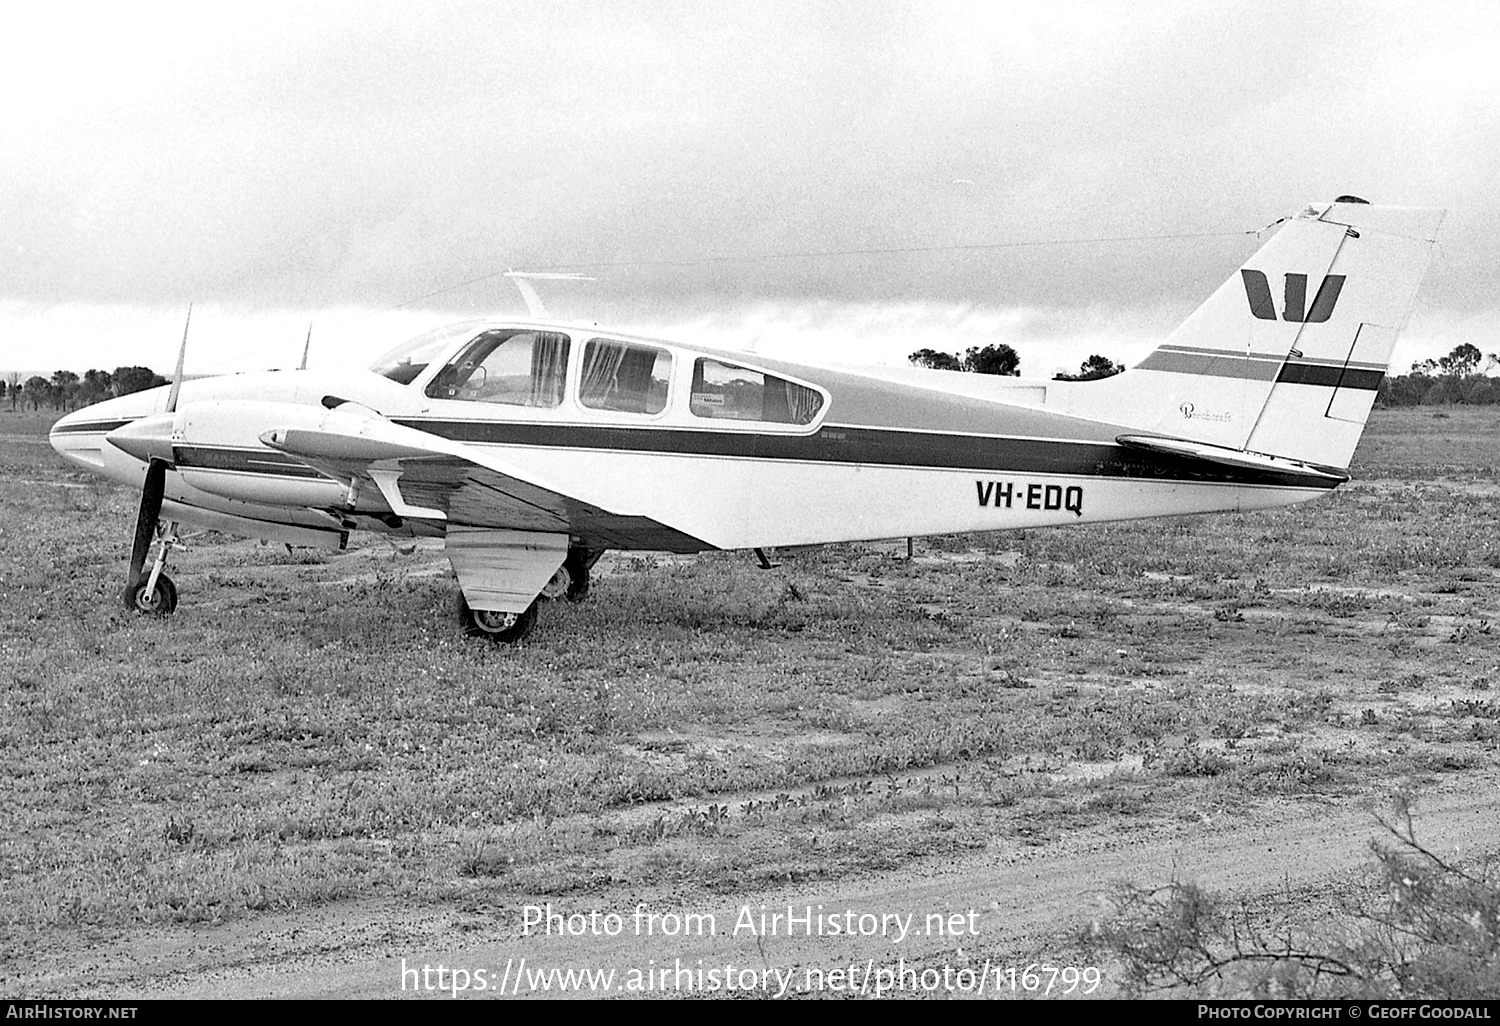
[{"left": 3, "top": 0, "right": 1498, "bottom": 370}]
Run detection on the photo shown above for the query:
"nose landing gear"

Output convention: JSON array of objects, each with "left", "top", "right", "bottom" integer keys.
[
  {"left": 123, "top": 565, "right": 178, "bottom": 615},
  {"left": 121, "top": 456, "right": 180, "bottom": 617}
]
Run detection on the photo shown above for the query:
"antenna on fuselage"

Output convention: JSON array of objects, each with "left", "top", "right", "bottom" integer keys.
[
  {"left": 299, "top": 321, "right": 313, "bottom": 370},
  {"left": 503, "top": 270, "right": 595, "bottom": 319},
  {"left": 166, "top": 304, "right": 191, "bottom": 414}
]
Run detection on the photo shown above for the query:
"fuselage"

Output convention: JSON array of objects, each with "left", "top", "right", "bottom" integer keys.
[{"left": 49, "top": 318, "right": 1338, "bottom": 553}]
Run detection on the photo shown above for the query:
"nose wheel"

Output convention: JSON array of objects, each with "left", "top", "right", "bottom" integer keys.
[{"left": 123, "top": 572, "right": 178, "bottom": 615}]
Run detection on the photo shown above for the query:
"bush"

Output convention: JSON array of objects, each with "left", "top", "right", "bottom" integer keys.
[{"left": 1090, "top": 790, "right": 1500, "bottom": 998}]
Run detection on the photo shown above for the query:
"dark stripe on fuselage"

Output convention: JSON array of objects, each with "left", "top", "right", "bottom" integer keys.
[
  {"left": 80, "top": 420, "right": 1341, "bottom": 491},
  {"left": 49, "top": 418, "right": 138, "bottom": 435},
  {"left": 173, "top": 445, "right": 329, "bottom": 479},
  {"left": 388, "top": 419, "right": 1342, "bottom": 491}
]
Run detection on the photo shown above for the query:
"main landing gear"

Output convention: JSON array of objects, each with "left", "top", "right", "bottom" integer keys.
[
  {"left": 539, "top": 547, "right": 601, "bottom": 603},
  {"left": 457, "top": 593, "right": 539, "bottom": 644},
  {"left": 121, "top": 457, "right": 180, "bottom": 617},
  {"left": 459, "top": 547, "right": 604, "bottom": 644}
]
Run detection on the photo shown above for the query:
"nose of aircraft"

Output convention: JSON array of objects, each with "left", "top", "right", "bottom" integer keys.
[
  {"left": 49, "top": 400, "right": 173, "bottom": 471},
  {"left": 48, "top": 405, "right": 107, "bottom": 469}
]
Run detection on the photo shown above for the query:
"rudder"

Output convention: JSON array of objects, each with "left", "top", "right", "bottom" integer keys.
[{"left": 1242, "top": 201, "right": 1443, "bottom": 467}]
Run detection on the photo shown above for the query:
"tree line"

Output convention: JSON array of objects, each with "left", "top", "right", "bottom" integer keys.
[
  {"left": 9, "top": 343, "right": 1492, "bottom": 411},
  {"left": 909, "top": 344, "right": 1124, "bottom": 381},
  {"left": 2, "top": 367, "right": 169, "bottom": 412},
  {"left": 1377, "top": 343, "right": 1500, "bottom": 406},
  {"left": 909, "top": 341, "right": 1500, "bottom": 403}
]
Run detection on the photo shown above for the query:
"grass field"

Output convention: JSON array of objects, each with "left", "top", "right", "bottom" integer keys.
[{"left": 1, "top": 406, "right": 1497, "bottom": 993}]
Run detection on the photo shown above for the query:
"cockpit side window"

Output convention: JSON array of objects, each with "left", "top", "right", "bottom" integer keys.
[
  {"left": 370, "top": 320, "right": 486, "bottom": 385},
  {"left": 689, "top": 358, "right": 824, "bottom": 425},
  {"left": 579, "top": 339, "right": 671, "bottom": 415},
  {"left": 425, "top": 330, "right": 571, "bottom": 407}
]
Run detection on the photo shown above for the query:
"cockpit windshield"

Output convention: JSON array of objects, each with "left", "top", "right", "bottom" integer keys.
[{"left": 370, "top": 320, "right": 487, "bottom": 385}]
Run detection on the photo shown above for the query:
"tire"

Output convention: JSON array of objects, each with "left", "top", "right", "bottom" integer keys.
[
  {"left": 457, "top": 594, "right": 538, "bottom": 644},
  {"left": 122, "top": 573, "right": 178, "bottom": 616},
  {"left": 539, "top": 564, "right": 572, "bottom": 601},
  {"left": 539, "top": 549, "right": 591, "bottom": 603}
]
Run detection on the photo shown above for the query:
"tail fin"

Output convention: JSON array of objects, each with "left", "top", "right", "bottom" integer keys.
[{"left": 1050, "top": 198, "right": 1444, "bottom": 469}]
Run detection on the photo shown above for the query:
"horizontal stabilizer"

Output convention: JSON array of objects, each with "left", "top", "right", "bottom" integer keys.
[{"left": 1115, "top": 434, "right": 1350, "bottom": 484}]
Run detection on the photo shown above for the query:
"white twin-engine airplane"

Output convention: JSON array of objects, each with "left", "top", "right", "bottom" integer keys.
[{"left": 50, "top": 198, "right": 1442, "bottom": 642}]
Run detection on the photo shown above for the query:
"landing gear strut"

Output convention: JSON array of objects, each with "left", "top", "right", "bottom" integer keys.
[{"left": 121, "top": 457, "right": 180, "bottom": 616}]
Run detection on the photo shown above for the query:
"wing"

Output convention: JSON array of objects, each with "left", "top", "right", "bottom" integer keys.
[{"left": 261, "top": 405, "right": 711, "bottom": 552}]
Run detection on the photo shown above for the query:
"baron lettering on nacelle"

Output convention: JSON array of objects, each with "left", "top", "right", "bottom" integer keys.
[{"left": 976, "top": 480, "right": 1084, "bottom": 518}]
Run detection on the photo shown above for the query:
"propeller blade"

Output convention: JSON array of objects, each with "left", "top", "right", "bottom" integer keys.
[
  {"left": 299, "top": 321, "right": 313, "bottom": 371},
  {"left": 127, "top": 458, "right": 168, "bottom": 586},
  {"left": 166, "top": 305, "right": 191, "bottom": 414}
]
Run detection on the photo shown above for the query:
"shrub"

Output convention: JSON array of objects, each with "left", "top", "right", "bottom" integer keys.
[{"left": 1090, "top": 790, "right": 1500, "bottom": 998}]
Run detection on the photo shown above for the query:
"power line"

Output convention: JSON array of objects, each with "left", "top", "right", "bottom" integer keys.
[
  {"left": 386, "top": 268, "right": 518, "bottom": 311},
  {"left": 369, "top": 227, "right": 1249, "bottom": 315},
  {"left": 531, "top": 229, "right": 1248, "bottom": 271}
]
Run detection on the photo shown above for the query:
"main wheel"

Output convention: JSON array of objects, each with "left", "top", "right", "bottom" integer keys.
[
  {"left": 457, "top": 594, "right": 539, "bottom": 643},
  {"left": 539, "top": 549, "right": 591, "bottom": 603},
  {"left": 122, "top": 573, "right": 178, "bottom": 616}
]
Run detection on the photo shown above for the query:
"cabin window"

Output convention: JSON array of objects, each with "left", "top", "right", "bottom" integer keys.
[
  {"left": 689, "top": 358, "right": 824, "bottom": 425},
  {"left": 579, "top": 339, "right": 672, "bottom": 415},
  {"left": 425, "top": 329, "right": 571, "bottom": 407}
]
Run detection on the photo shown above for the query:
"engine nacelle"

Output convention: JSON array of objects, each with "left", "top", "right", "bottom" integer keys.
[{"left": 171, "top": 401, "right": 349, "bottom": 507}]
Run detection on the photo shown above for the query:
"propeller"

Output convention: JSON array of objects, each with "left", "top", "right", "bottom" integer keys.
[
  {"left": 299, "top": 321, "right": 312, "bottom": 371},
  {"left": 165, "top": 304, "right": 190, "bottom": 415},
  {"left": 122, "top": 306, "right": 191, "bottom": 605},
  {"left": 126, "top": 457, "right": 168, "bottom": 588}
]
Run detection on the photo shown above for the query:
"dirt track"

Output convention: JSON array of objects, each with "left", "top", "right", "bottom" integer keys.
[{"left": 18, "top": 768, "right": 1500, "bottom": 1000}]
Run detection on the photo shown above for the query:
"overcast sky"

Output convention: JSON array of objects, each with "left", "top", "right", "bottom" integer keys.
[{"left": 4, "top": 0, "right": 1498, "bottom": 378}]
